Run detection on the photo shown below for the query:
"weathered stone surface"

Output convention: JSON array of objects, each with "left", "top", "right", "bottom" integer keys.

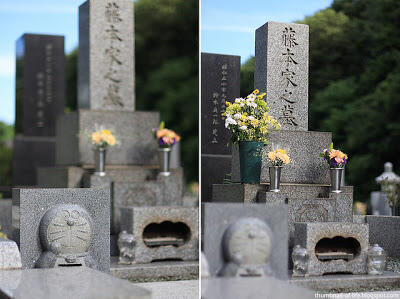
[
  {"left": 201, "top": 53, "right": 240, "bottom": 155},
  {"left": 366, "top": 216, "right": 400, "bottom": 258},
  {"left": 202, "top": 203, "right": 288, "bottom": 280},
  {"left": 56, "top": 110, "right": 159, "bottom": 166},
  {"left": 0, "top": 267, "right": 151, "bottom": 299},
  {"left": 290, "top": 271, "right": 400, "bottom": 293},
  {"left": 15, "top": 34, "right": 65, "bottom": 137},
  {"left": 12, "top": 188, "right": 110, "bottom": 272},
  {"left": 0, "top": 239, "right": 21, "bottom": 270},
  {"left": 0, "top": 199, "right": 12, "bottom": 238},
  {"left": 201, "top": 155, "right": 231, "bottom": 202},
  {"left": 12, "top": 136, "right": 56, "bottom": 186},
  {"left": 79, "top": 0, "right": 135, "bottom": 111},
  {"left": 37, "top": 166, "right": 85, "bottom": 188},
  {"left": 294, "top": 222, "right": 369, "bottom": 276},
  {"left": 213, "top": 182, "right": 353, "bottom": 204},
  {"left": 120, "top": 207, "right": 198, "bottom": 263},
  {"left": 255, "top": 22, "right": 309, "bottom": 131},
  {"left": 203, "top": 277, "right": 314, "bottom": 299},
  {"left": 231, "top": 130, "right": 332, "bottom": 184},
  {"left": 111, "top": 168, "right": 184, "bottom": 233},
  {"left": 110, "top": 257, "right": 198, "bottom": 282}
]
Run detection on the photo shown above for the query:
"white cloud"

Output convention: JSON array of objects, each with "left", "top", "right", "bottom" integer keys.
[{"left": 0, "top": 55, "right": 15, "bottom": 77}]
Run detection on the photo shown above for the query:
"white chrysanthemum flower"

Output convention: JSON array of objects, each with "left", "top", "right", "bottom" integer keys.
[
  {"left": 233, "top": 113, "right": 241, "bottom": 119},
  {"left": 225, "top": 117, "right": 237, "bottom": 128},
  {"left": 248, "top": 116, "right": 255, "bottom": 121},
  {"left": 240, "top": 125, "right": 248, "bottom": 130},
  {"left": 247, "top": 94, "right": 256, "bottom": 100}
]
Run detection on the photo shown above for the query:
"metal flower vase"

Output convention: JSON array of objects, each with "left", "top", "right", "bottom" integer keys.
[
  {"left": 269, "top": 166, "right": 282, "bottom": 192},
  {"left": 158, "top": 147, "right": 171, "bottom": 176},
  {"left": 239, "top": 141, "right": 264, "bottom": 184},
  {"left": 94, "top": 147, "right": 106, "bottom": 176},
  {"left": 330, "top": 168, "right": 344, "bottom": 193}
]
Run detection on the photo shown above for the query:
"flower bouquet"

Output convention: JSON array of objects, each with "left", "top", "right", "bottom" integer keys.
[
  {"left": 223, "top": 90, "right": 280, "bottom": 183},
  {"left": 320, "top": 143, "right": 348, "bottom": 193},
  {"left": 153, "top": 122, "right": 181, "bottom": 176},
  {"left": 267, "top": 149, "right": 291, "bottom": 192},
  {"left": 91, "top": 129, "right": 116, "bottom": 175}
]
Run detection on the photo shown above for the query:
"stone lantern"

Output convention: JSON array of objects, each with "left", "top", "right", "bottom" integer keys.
[{"left": 376, "top": 162, "right": 400, "bottom": 216}]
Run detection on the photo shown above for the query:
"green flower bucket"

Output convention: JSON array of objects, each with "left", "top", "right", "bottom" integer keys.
[{"left": 239, "top": 141, "right": 264, "bottom": 184}]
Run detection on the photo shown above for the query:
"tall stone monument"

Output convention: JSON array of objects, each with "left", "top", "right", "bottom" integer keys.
[
  {"left": 201, "top": 53, "right": 240, "bottom": 202},
  {"left": 38, "top": 1, "right": 193, "bottom": 276},
  {"left": 210, "top": 21, "right": 369, "bottom": 276},
  {"left": 13, "top": 34, "right": 65, "bottom": 186}
]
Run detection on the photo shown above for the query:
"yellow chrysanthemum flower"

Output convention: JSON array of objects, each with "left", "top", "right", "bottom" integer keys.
[{"left": 253, "top": 89, "right": 259, "bottom": 94}]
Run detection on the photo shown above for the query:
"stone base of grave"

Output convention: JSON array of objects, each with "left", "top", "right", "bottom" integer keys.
[
  {"left": 110, "top": 258, "right": 198, "bottom": 282},
  {"left": 120, "top": 206, "right": 199, "bottom": 264},
  {"left": 212, "top": 182, "right": 353, "bottom": 203},
  {"left": 290, "top": 271, "right": 400, "bottom": 292},
  {"left": 294, "top": 222, "right": 369, "bottom": 276},
  {"left": 201, "top": 154, "right": 231, "bottom": 202},
  {"left": 55, "top": 110, "right": 160, "bottom": 166},
  {"left": 38, "top": 166, "right": 184, "bottom": 235},
  {"left": 231, "top": 130, "right": 332, "bottom": 184},
  {"left": 12, "top": 135, "right": 56, "bottom": 186}
]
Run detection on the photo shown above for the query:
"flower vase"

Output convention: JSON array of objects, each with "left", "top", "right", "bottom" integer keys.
[
  {"left": 330, "top": 168, "right": 344, "bottom": 193},
  {"left": 158, "top": 147, "right": 171, "bottom": 176},
  {"left": 94, "top": 147, "right": 106, "bottom": 176},
  {"left": 238, "top": 141, "right": 264, "bottom": 184},
  {"left": 269, "top": 166, "right": 282, "bottom": 192}
]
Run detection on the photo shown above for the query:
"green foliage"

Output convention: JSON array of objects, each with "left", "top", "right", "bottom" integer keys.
[
  {"left": 65, "top": 0, "right": 199, "bottom": 183},
  {"left": 65, "top": 49, "right": 77, "bottom": 112},
  {"left": 0, "top": 122, "right": 13, "bottom": 187},
  {"left": 239, "top": 0, "right": 400, "bottom": 203},
  {"left": 240, "top": 56, "right": 254, "bottom": 97}
]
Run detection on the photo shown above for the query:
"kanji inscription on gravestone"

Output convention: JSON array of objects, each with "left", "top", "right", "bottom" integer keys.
[
  {"left": 15, "top": 34, "right": 65, "bottom": 136},
  {"left": 255, "top": 22, "right": 309, "bottom": 131},
  {"left": 201, "top": 53, "right": 240, "bottom": 155},
  {"left": 78, "top": 0, "right": 135, "bottom": 111}
]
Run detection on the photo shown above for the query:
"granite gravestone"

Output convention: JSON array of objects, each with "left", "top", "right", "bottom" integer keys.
[
  {"left": 55, "top": 0, "right": 159, "bottom": 166},
  {"left": 15, "top": 34, "right": 65, "bottom": 136},
  {"left": 201, "top": 53, "right": 240, "bottom": 202},
  {"left": 255, "top": 21, "right": 309, "bottom": 131},
  {"left": 12, "top": 188, "right": 110, "bottom": 273},
  {"left": 202, "top": 203, "right": 288, "bottom": 280},
  {"left": 13, "top": 34, "right": 65, "bottom": 186},
  {"left": 79, "top": 0, "right": 134, "bottom": 111}
]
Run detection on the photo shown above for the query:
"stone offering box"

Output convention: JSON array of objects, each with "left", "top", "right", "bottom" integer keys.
[
  {"left": 202, "top": 203, "right": 288, "bottom": 280},
  {"left": 0, "top": 239, "right": 22, "bottom": 270},
  {"left": 294, "top": 222, "right": 369, "bottom": 276},
  {"left": 12, "top": 188, "right": 110, "bottom": 272},
  {"left": 120, "top": 206, "right": 198, "bottom": 263}
]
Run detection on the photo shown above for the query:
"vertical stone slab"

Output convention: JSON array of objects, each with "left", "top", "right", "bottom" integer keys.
[
  {"left": 201, "top": 53, "right": 240, "bottom": 155},
  {"left": 255, "top": 22, "right": 309, "bottom": 131},
  {"left": 201, "top": 53, "right": 240, "bottom": 202},
  {"left": 78, "top": 0, "right": 135, "bottom": 111},
  {"left": 15, "top": 34, "right": 65, "bottom": 136}
]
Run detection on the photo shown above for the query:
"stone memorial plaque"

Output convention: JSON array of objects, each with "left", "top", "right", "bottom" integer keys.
[
  {"left": 201, "top": 53, "right": 240, "bottom": 155},
  {"left": 15, "top": 34, "right": 65, "bottom": 136},
  {"left": 255, "top": 21, "right": 309, "bottom": 131},
  {"left": 79, "top": 0, "right": 135, "bottom": 111},
  {"left": 12, "top": 188, "right": 110, "bottom": 273}
]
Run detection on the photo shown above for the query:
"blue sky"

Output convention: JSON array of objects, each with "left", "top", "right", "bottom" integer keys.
[
  {"left": 201, "top": 0, "right": 332, "bottom": 62},
  {"left": 0, "top": 0, "right": 82, "bottom": 125}
]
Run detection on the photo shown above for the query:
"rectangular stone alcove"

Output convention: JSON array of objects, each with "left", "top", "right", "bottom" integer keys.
[
  {"left": 294, "top": 222, "right": 368, "bottom": 276},
  {"left": 120, "top": 207, "right": 198, "bottom": 263}
]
